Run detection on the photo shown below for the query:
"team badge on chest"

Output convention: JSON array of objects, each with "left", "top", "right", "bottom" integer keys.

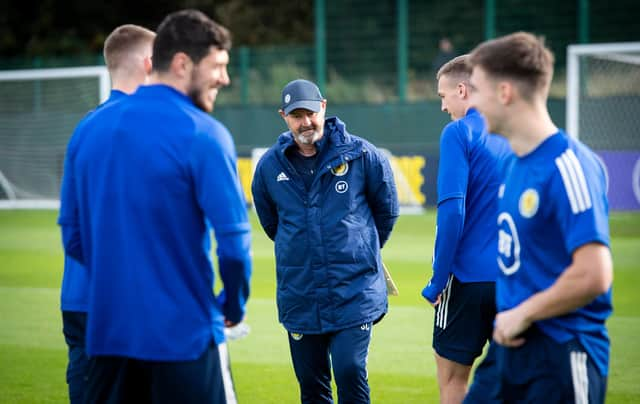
[
  {"left": 519, "top": 188, "right": 540, "bottom": 218},
  {"left": 331, "top": 162, "right": 349, "bottom": 176}
]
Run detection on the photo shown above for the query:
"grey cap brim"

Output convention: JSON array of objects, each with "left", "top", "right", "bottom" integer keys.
[{"left": 283, "top": 100, "right": 322, "bottom": 115}]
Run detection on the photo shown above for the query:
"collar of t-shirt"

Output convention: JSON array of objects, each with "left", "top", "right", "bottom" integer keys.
[{"left": 287, "top": 149, "right": 318, "bottom": 190}]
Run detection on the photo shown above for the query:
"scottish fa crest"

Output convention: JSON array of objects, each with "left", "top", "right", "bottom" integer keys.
[
  {"left": 519, "top": 188, "right": 539, "bottom": 218},
  {"left": 331, "top": 162, "right": 349, "bottom": 177}
]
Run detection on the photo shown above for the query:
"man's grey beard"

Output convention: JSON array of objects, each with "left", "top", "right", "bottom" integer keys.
[{"left": 295, "top": 130, "right": 321, "bottom": 145}]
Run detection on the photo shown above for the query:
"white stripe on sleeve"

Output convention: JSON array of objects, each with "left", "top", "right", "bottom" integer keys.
[
  {"left": 555, "top": 149, "right": 592, "bottom": 214},
  {"left": 562, "top": 152, "right": 587, "bottom": 212},
  {"left": 566, "top": 149, "right": 592, "bottom": 210}
]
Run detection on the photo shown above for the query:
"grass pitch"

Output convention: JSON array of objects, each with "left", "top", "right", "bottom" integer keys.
[{"left": 0, "top": 210, "right": 638, "bottom": 403}]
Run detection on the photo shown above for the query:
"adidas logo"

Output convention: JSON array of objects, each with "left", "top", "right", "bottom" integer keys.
[{"left": 277, "top": 172, "right": 289, "bottom": 182}]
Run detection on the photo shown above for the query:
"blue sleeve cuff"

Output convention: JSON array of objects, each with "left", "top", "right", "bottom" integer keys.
[
  {"left": 217, "top": 255, "right": 252, "bottom": 323},
  {"left": 423, "top": 196, "right": 464, "bottom": 303},
  {"left": 421, "top": 270, "right": 450, "bottom": 303}
]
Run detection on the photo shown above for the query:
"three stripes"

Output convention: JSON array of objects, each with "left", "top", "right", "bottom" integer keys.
[
  {"left": 435, "top": 275, "right": 453, "bottom": 329},
  {"left": 555, "top": 149, "right": 593, "bottom": 214},
  {"left": 571, "top": 351, "right": 589, "bottom": 404}
]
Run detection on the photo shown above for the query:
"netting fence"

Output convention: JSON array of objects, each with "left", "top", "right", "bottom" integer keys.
[{"left": 2, "top": 0, "right": 639, "bottom": 106}]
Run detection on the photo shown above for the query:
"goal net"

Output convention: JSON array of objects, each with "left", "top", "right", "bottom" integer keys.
[
  {"left": 566, "top": 42, "right": 640, "bottom": 149},
  {"left": 0, "top": 66, "right": 110, "bottom": 209}
]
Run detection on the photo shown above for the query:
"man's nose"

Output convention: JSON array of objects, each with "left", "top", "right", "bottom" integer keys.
[{"left": 219, "top": 68, "right": 230, "bottom": 87}]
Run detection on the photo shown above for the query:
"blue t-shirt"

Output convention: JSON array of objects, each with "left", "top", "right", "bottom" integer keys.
[
  {"left": 58, "top": 84, "right": 252, "bottom": 360},
  {"left": 433, "top": 109, "right": 512, "bottom": 282},
  {"left": 496, "top": 130, "right": 612, "bottom": 376},
  {"left": 60, "top": 89, "right": 127, "bottom": 312},
  {"left": 287, "top": 149, "right": 318, "bottom": 191}
]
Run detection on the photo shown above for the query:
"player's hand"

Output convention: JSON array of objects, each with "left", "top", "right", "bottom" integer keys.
[
  {"left": 493, "top": 307, "right": 530, "bottom": 347},
  {"left": 224, "top": 319, "right": 240, "bottom": 328},
  {"left": 421, "top": 283, "right": 441, "bottom": 306},
  {"left": 224, "top": 321, "right": 251, "bottom": 341}
]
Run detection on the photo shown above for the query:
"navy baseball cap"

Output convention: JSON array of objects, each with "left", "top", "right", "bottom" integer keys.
[{"left": 280, "top": 79, "right": 324, "bottom": 115}]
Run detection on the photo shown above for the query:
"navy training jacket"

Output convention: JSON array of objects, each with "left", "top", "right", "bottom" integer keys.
[{"left": 252, "top": 117, "right": 399, "bottom": 333}]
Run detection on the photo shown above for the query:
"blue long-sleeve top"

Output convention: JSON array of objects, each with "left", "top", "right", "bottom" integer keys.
[
  {"left": 58, "top": 84, "right": 252, "bottom": 360},
  {"left": 422, "top": 108, "right": 512, "bottom": 303},
  {"left": 60, "top": 89, "right": 127, "bottom": 312}
]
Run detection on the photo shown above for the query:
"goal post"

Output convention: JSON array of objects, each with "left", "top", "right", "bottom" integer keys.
[
  {"left": 566, "top": 42, "right": 640, "bottom": 210},
  {"left": 566, "top": 41, "right": 640, "bottom": 143},
  {"left": 0, "top": 66, "right": 110, "bottom": 209}
]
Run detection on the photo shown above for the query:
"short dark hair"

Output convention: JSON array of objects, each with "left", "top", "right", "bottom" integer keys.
[
  {"left": 469, "top": 32, "right": 554, "bottom": 99},
  {"left": 103, "top": 24, "right": 155, "bottom": 73},
  {"left": 436, "top": 54, "right": 471, "bottom": 82},
  {"left": 153, "top": 9, "right": 232, "bottom": 72}
]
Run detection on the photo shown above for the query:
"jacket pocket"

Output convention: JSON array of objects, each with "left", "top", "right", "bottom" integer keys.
[{"left": 356, "top": 228, "right": 379, "bottom": 272}]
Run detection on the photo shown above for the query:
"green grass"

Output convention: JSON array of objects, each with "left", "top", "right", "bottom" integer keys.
[{"left": 0, "top": 210, "right": 639, "bottom": 403}]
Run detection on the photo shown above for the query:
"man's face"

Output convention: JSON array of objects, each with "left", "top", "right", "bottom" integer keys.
[
  {"left": 437, "top": 75, "right": 465, "bottom": 121},
  {"left": 187, "top": 47, "right": 230, "bottom": 112},
  {"left": 468, "top": 66, "right": 502, "bottom": 134},
  {"left": 282, "top": 102, "right": 327, "bottom": 146}
]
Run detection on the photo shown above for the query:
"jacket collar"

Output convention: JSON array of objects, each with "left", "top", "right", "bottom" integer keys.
[{"left": 276, "top": 116, "right": 359, "bottom": 156}]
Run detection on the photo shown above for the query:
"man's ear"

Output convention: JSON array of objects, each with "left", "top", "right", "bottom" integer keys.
[
  {"left": 170, "top": 52, "right": 192, "bottom": 79},
  {"left": 457, "top": 82, "right": 468, "bottom": 99},
  {"left": 143, "top": 55, "right": 152, "bottom": 75},
  {"left": 320, "top": 99, "right": 327, "bottom": 112},
  {"left": 497, "top": 81, "right": 513, "bottom": 105}
]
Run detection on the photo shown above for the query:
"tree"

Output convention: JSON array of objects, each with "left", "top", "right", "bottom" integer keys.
[{"left": 0, "top": 0, "right": 313, "bottom": 57}]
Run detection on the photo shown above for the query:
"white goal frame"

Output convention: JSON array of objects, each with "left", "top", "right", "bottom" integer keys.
[
  {"left": 0, "top": 66, "right": 110, "bottom": 209},
  {"left": 566, "top": 41, "right": 640, "bottom": 139}
]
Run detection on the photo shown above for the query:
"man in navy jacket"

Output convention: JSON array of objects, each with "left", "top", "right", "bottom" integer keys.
[{"left": 252, "top": 79, "right": 399, "bottom": 404}]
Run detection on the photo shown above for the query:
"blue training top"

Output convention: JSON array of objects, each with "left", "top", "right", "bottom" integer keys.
[
  {"left": 60, "top": 89, "right": 127, "bottom": 313},
  {"left": 58, "top": 84, "right": 252, "bottom": 360},
  {"left": 423, "top": 108, "right": 512, "bottom": 302},
  {"left": 497, "top": 130, "right": 612, "bottom": 376}
]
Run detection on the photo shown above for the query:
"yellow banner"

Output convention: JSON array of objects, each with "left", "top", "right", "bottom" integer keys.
[{"left": 237, "top": 155, "right": 425, "bottom": 206}]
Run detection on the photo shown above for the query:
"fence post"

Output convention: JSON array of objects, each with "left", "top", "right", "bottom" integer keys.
[
  {"left": 239, "top": 46, "right": 250, "bottom": 105},
  {"left": 397, "top": 0, "right": 408, "bottom": 102},
  {"left": 578, "top": 0, "right": 589, "bottom": 43},
  {"left": 484, "top": 0, "right": 496, "bottom": 40},
  {"left": 315, "top": 0, "right": 326, "bottom": 93}
]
